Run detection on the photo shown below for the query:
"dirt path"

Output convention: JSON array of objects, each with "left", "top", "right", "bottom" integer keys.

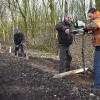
[
  {"left": 0, "top": 45, "right": 94, "bottom": 87},
  {"left": 0, "top": 46, "right": 100, "bottom": 100}
]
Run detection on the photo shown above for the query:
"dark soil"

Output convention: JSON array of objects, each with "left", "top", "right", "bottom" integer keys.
[{"left": 0, "top": 47, "right": 100, "bottom": 100}]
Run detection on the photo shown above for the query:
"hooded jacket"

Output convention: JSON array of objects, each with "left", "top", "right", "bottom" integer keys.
[
  {"left": 56, "top": 19, "right": 73, "bottom": 46},
  {"left": 14, "top": 32, "right": 25, "bottom": 45}
]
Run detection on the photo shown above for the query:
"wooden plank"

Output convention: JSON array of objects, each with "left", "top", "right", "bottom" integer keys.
[{"left": 53, "top": 67, "right": 88, "bottom": 78}]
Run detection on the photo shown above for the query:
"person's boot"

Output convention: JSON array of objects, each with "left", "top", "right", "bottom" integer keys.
[
  {"left": 59, "top": 70, "right": 63, "bottom": 73},
  {"left": 65, "top": 67, "right": 70, "bottom": 72},
  {"left": 59, "top": 68, "right": 65, "bottom": 73}
]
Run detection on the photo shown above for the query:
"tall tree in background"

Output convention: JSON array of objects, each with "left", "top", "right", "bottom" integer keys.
[
  {"left": 49, "top": 0, "right": 56, "bottom": 28},
  {"left": 0, "top": 0, "right": 7, "bottom": 41},
  {"left": 0, "top": 0, "right": 96, "bottom": 53},
  {"left": 16, "top": 0, "right": 28, "bottom": 38},
  {"left": 69, "top": 0, "right": 86, "bottom": 21},
  {"left": 89, "top": 0, "right": 92, "bottom": 8},
  {"left": 95, "top": 0, "right": 100, "bottom": 11},
  {"left": 7, "top": 0, "right": 18, "bottom": 36},
  {"left": 65, "top": 0, "right": 68, "bottom": 14}
]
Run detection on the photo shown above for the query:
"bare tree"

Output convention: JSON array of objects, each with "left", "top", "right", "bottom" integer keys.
[{"left": 95, "top": 0, "right": 100, "bottom": 11}]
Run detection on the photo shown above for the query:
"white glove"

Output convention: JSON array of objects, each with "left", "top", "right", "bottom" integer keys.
[{"left": 77, "top": 20, "right": 85, "bottom": 27}]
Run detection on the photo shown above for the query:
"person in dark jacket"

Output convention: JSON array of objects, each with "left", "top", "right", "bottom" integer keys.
[
  {"left": 14, "top": 29, "right": 25, "bottom": 57},
  {"left": 56, "top": 14, "right": 73, "bottom": 73}
]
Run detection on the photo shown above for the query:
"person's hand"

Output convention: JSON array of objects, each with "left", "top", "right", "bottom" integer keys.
[
  {"left": 19, "top": 43, "right": 22, "bottom": 45},
  {"left": 16, "top": 45, "right": 19, "bottom": 47},
  {"left": 83, "top": 27, "right": 88, "bottom": 32},
  {"left": 65, "top": 29, "right": 70, "bottom": 34}
]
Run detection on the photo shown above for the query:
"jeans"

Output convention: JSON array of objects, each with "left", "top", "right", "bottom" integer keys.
[
  {"left": 94, "top": 50, "right": 100, "bottom": 88},
  {"left": 15, "top": 44, "right": 24, "bottom": 57},
  {"left": 59, "top": 44, "right": 72, "bottom": 73}
]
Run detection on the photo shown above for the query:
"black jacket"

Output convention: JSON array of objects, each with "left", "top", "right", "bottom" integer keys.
[
  {"left": 14, "top": 32, "right": 25, "bottom": 45},
  {"left": 56, "top": 20, "right": 73, "bottom": 46}
]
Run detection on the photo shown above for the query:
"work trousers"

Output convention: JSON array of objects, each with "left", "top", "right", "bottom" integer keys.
[
  {"left": 59, "top": 44, "right": 72, "bottom": 73},
  {"left": 15, "top": 44, "right": 24, "bottom": 57},
  {"left": 94, "top": 50, "right": 100, "bottom": 88}
]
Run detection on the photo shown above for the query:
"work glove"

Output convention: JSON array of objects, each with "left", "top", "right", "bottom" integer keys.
[
  {"left": 83, "top": 27, "right": 88, "bottom": 32},
  {"left": 15, "top": 46, "right": 19, "bottom": 51},
  {"left": 19, "top": 42, "right": 24, "bottom": 46},
  {"left": 16, "top": 45, "right": 19, "bottom": 47}
]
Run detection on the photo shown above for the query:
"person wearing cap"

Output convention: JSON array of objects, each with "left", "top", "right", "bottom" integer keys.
[{"left": 14, "top": 29, "right": 25, "bottom": 57}]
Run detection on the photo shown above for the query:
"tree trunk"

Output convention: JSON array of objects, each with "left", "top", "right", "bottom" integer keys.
[{"left": 95, "top": 0, "right": 100, "bottom": 11}]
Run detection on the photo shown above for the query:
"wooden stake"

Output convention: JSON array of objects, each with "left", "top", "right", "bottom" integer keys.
[
  {"left": 9, "top": 46, "right": 11, "bottom": 53},
  {"left": 53, "top": 67, "right": 88, "bottom": 78},
  {"left": 0, "top": 43, "right": 1, "bottom": 49},
  {"left": 25, "top": 51, "right": 29, "bottom": 60}
]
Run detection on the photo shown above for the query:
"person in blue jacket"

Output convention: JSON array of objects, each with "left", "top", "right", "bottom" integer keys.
[{"left": 14, "top": 29, "right": 25, "bottom": 57}]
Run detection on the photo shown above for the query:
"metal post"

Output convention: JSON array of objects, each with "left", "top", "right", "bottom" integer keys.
[{"left": 81, "top": 33, "right": 85, "bottom": 72}]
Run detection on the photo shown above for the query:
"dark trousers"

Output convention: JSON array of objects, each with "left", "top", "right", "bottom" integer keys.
[
  {"left": 94, "top": 50, "right": 100, "bottom": 88},
  {"left": 59, "top": 44, "right": 72, "bottom": 73},
  {"left": 15, "top": 44, "right": 24, "bottom": 57}
]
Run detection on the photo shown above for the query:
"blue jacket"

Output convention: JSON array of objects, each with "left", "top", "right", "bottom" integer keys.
[{"left": 14, "top": 32, "right": 25, "bottom": 45}]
